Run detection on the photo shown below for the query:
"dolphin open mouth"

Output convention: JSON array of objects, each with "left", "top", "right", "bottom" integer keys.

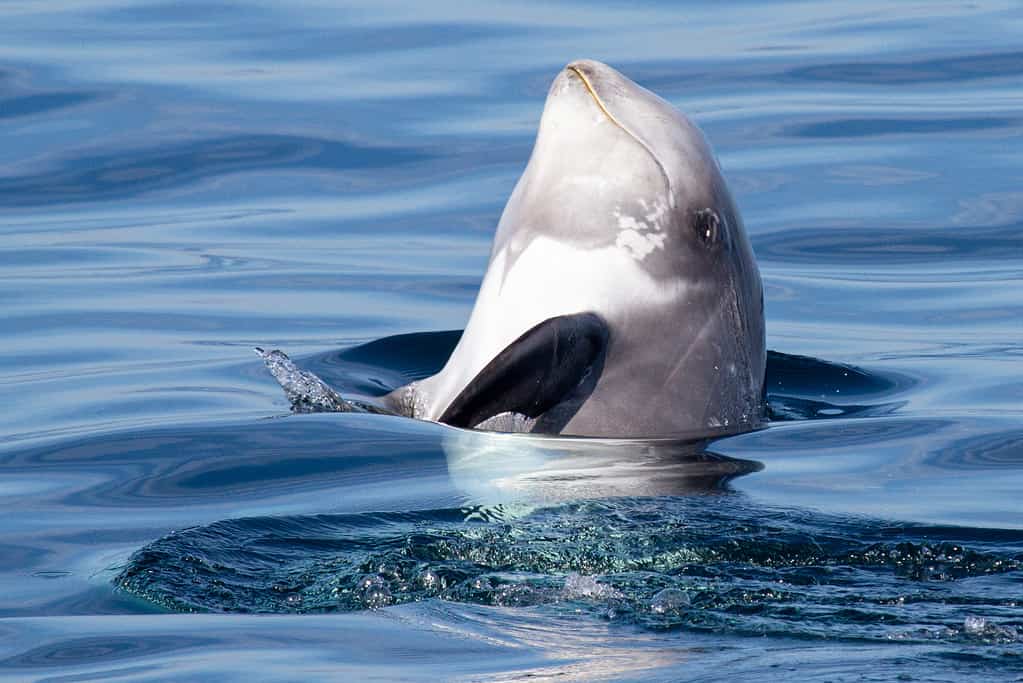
[{"left": 566, "top": 61, "right": 673, "bottom": 201}]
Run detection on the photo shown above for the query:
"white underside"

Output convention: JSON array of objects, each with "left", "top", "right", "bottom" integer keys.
[{"left": 418, "top": 235, "right": 686, "bottom": 420}]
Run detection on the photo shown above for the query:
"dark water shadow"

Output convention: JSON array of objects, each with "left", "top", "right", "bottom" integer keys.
[
  {"left": 786, "top": 116, "right": 1019, "bottom": 139},
  {"left": 0, "top": 134, "right": 433, "bottom": 208},
  {"left": 0, "top": 633, "right": 215, "bottom": 669},
  {"left": 786, "top": 50, "right": 1023, "bottom": 85},
  {"left": 239, "top": 22, "right": 534, "bottom": 62},
  {"left": 311, "top": 330, "right": 464, "bottom": 395},
  {"left": 0, "top": 91, "right": 104, "bottom": 121},
  {"left": 926, "top": 427, "right": 1023, "bottom": 472},
  {"left": 98, "top": 1, "right": 269, "bottom": 24},
  {"left": 0, "top": 414, "right": 455, "bottom": 512},
  {"left": 305, "top": 330, "right": 914, "bottom": 423},
  {"left": 754, "top": 221, "right": 1023, "bottom": 266}
]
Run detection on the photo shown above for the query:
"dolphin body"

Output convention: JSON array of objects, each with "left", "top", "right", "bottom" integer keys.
[{"left": 263, "top": 60, "right": 765, "bottom": 440}]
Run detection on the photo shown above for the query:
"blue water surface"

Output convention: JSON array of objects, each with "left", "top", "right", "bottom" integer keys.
[{"left": 1, "top": 1, "right": 1022, "bottom": 681}]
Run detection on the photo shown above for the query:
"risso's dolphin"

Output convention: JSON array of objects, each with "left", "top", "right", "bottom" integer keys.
[{"left": 262, "top": 59, "right": 765, "bottom": 439}]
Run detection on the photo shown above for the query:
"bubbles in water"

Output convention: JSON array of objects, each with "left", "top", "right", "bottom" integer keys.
[
  {"left": 957, "top": 615, "right": 1020, "bottom": 644},
  {"left": 562, "top": 573, "right": 622, "bottom": 600},
  {"left": 355, "top": 574, "right": 392, "bottom": 609},
  {"left": 416, "top": 568, "right": 442, "bottom": 591},
  {"left": 650, "top": 588, "right": 690, "bottom": 616},
  {"left": 493, "top": 582, "right": 545, "bottom": 607},
  {"left": 115, "top": 498, "right": 1023, "bottom": 645},
  {"left": 895, "top": 615, "right": 1021, "bottom": 645},
  {"left": 963, "top": 615, "right": 987, "bottom": 634}
]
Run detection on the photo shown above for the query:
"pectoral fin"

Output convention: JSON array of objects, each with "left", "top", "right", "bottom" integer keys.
[{"left": 438, "top": 312, "right": 609, "bottom": 429}]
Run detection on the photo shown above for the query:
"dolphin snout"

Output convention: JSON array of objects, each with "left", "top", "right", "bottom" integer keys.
[
  {"left": 563, "top": 60, "right": 620, "bottom": 130},
  {"left": 564, "top": 59, "right": 607, "bottom": 78}
]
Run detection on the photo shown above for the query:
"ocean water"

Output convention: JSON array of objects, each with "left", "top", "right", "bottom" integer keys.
[{"left": 1, "top": 1, "right": 1021, "bottom": 680}]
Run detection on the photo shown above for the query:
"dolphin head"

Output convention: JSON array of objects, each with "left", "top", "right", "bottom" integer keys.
[
  {"left": 419, "top": 60, "right": 765, "bottom": 438},
  {"left": 497, "top": 60, "right": 756, "bottom": 285},
  {"left": 497, "top": 60, "right": 763, "bottom": 434}
]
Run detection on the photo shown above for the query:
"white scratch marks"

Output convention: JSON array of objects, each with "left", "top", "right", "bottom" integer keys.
[{"left": 614, "top": 198, "right": 669, "bottom": 260}]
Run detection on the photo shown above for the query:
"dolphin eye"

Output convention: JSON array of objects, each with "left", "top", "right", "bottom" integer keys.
[{"left": 691, "top": 208, "right": 720, "bottom": 246}]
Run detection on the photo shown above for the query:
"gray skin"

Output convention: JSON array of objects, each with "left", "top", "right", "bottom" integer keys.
[{"left": 382, "top": 59, "right": 765, "bottom": 439}]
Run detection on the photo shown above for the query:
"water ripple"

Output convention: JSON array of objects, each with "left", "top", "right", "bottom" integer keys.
[
  {"left": 115, "top": 497, "right": 1023, "bottom": 648},
  {"left": 0, "top": 91, "right": 104, "bottom": 120},
  {"left": 0, "top": 134, "right": 433, "bottom": 207},
  {"left": 788, "top": 51, "right": 1023, "bottom": 85},
  {"left": 787, "top": 116, "right": 1020, "bottom": 139},
  {"left": 0, "top": 634, "right": 213, "bottom": 669},
  {"left": 755, "top": 222, "right": 1023, "bottom": 265}
]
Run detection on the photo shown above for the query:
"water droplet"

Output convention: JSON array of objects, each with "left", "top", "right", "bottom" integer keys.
[
  {"left": 562, "top": 573, "right": 621, "bottom": 600},
  {"left": 355, "top": 574, "right": 392, "bottom": 608},
  {"left": 963, "top": 615, "right": 987, "bottom": 634},
  {"left": 416, "top": 568, "right": 441, "bottom": 591},
  {"left": 650, "top": 587, "right": 690, "bottom": 615}
]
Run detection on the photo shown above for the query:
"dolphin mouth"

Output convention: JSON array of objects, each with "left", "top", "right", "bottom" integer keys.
[
  {"left": 565, "top": 62, "right": 673, "bottom": 202},
  {"left": 567, "top": 64, "right": 628, "bottom": 132}
]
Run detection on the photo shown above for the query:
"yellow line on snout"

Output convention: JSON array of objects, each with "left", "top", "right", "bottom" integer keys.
[
  {"left": 566, "top": 64, "right": 673, "bottom": 202},
  {"left": 568, "top": 65, "right": 629, "bottom": 133}
]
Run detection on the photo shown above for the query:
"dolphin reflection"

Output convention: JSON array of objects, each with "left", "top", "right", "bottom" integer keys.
[{"left": 441, "top": 427, "right": 763, "bottom": 505}]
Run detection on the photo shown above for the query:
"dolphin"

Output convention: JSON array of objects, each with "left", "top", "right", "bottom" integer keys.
[{"left": 262, "top": 59, "right": 765, "bottom": 439}]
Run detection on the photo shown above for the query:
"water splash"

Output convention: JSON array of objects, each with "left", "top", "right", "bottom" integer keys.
[{"left": 115, "top": 497, "right": 1023, "bottom": 646}]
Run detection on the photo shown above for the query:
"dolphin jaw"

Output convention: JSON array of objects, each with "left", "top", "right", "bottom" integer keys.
[
  {"left": 566, "top": 64, "right": 627, "bottom": 133},
  {"left": 557, "top": 60, "right": 675, "bottom": 207}
]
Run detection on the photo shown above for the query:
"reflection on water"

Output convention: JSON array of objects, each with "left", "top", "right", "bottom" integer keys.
[
  {"left": 755, "top": 222, "right": 1023, "bottom": 265},
  {"left": 787, "top": 50, "right": 1023, "bottom": 84},
  {"left": 0, "top": 134, "right": 433, "bottom": 207},
  {"left": 442, "top": 431, "right": 760, "bottom": 503},
  {"left": 0, "top": 91, "right": 103, "bottom": 121}
]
